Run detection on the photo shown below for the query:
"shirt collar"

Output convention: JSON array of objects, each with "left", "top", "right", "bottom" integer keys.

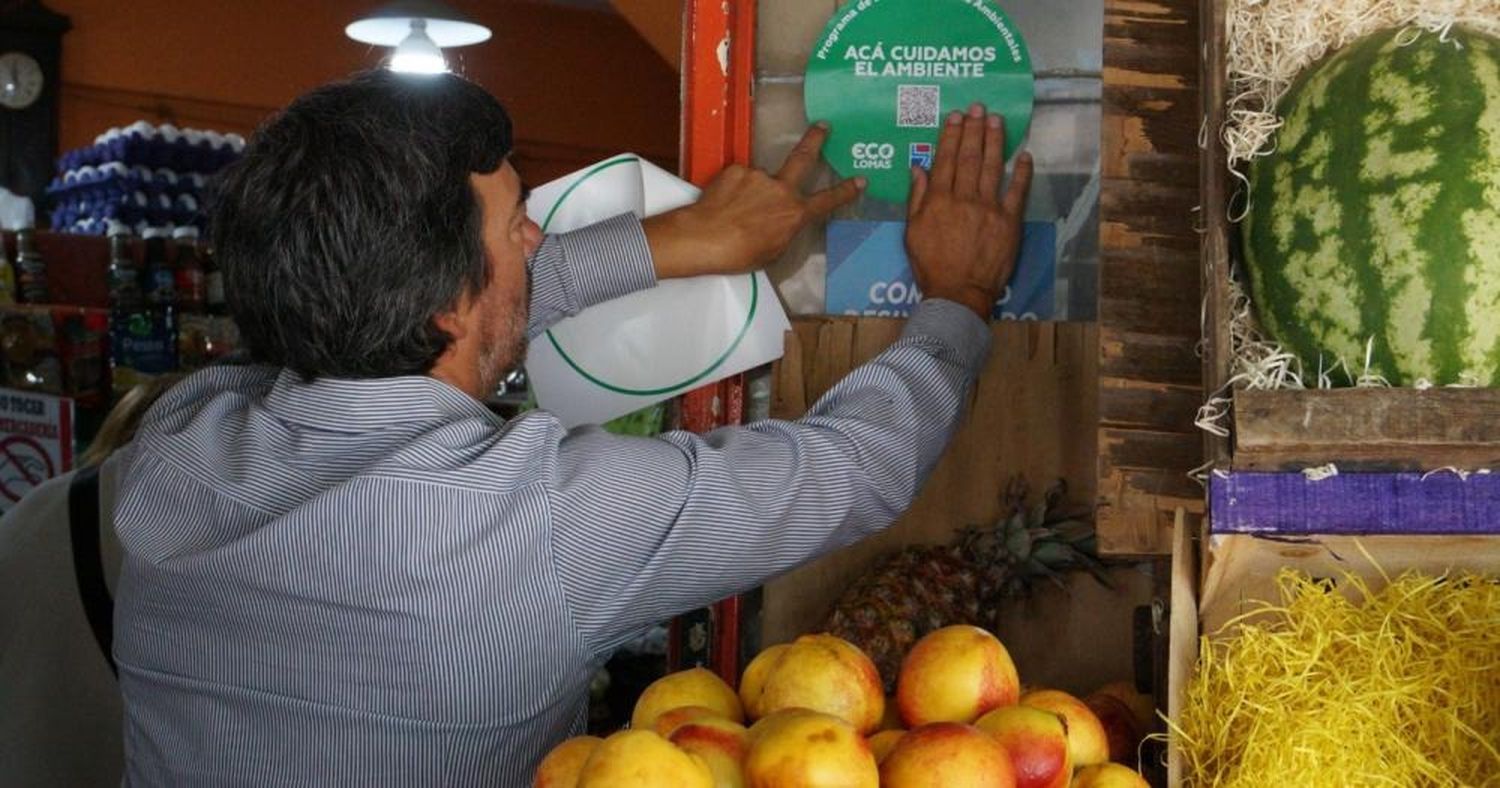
[{"left": 261, "top": 368, "right": 500, "bottom": 432}]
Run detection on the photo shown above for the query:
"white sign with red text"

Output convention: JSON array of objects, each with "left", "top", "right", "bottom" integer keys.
[{"left": 0, "top": 387, "right": 73, "bottom": 511}]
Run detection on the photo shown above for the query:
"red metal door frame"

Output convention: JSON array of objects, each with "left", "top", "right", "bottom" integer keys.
[{"left": 668, "top": 0, "right": 757, "bottom": 685}]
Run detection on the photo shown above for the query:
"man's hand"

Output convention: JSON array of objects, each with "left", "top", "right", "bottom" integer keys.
[
  {"left": 644, "top": 124, "right": 865, "bottom": 279},
  {"left": 906, "top": 103, "right": 1034, "bottom": 319}
]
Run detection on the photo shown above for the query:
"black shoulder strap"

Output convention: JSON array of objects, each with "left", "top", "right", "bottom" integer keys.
[{"left": 68, "top": 464, "right": 116, "bottom": 676}]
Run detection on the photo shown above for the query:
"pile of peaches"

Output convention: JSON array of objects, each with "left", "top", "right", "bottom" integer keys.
[{"left": 536, "top": 625, "right": 1155, "bottom": 787}]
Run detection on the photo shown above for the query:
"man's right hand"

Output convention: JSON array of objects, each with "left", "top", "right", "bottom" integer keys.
[
  {"left": 905, "top": 103, "right": 1034, "bottom": 320},
  {"left": 644, "top": 124, "right": 863, "bottom": 281}
]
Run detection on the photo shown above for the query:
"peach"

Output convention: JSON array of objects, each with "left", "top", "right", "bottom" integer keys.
[
  {"left": 1088, "top": 682, "right": 1156, "bottom": 733},
  {"left": 1020, "top": 689, "right": 1109, "bottom": 768},
  {"left": 670, "top": 717, "right": 749, "bottom": 788},
  {"left": 867, "top": 729, "right": 906, "bottom": 764},
  {"left": 576, "top": 729, "right": 712, "bottom": 788},
  {"left": 737, "top": 644, "right": 789, "bottom": 719},
  {"left": 533, "top": 736, "right": 602, "bottom": 788},
  {"left": 738, "top": 634, "right": 884, "bottom": 732},
  {"left": 654, "top": 705, "right": 726, "bottom": 738},
  {"left": 879, "top": 722, "right": 1016, "bottom": 788},
  {"left": 1070, "top": 763, "right": 1151, "bottom": 788},
  {"left": 1083, "top": 693, "right": 1142, "bottom": 765},
  {"left": 896, "top": 625, "right": 1020, "bottom": 726},
  {"left": 743, "top": 708, "right": 878, "bottom": 787},
  {"left": 632, "top": 667, "right": 744, "bottom": 732},
  {"left": 975, "top": 706, "right": 1071, "bottom": 788}
]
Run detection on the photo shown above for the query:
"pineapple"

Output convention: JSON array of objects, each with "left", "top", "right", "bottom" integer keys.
[
  {"left": 821, "top": 546, "right": 981, "bottom": 690},
  {"left": 824, "top": 477, "right": 1107, "bottom": 691}
]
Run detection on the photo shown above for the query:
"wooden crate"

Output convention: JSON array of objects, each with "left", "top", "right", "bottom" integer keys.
[
  {"left": 1165, "top": 510, "right": 1500, "bottom": 786},
  {"left": 1197, "top": 0, "right": 1500, "bottom": 472},
  {"left": 1172, "top": 1, "right": 1500, "bottom": 781}
]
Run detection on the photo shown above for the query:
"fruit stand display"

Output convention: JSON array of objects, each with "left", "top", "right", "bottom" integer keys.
[
  {"left": 555, "top": 317, "right": 1164, "bottom": 786},
  {"left": 1168, "top": 0, "right": 1500, "bottom": 784},
  {"left": 573, "top": 0, "right": 1183, "bottom": 784},
  {"left": 537, "top": 627, "right": 1157, "bottom": 787}
]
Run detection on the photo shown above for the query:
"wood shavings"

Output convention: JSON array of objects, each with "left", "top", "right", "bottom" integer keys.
[
  {"left": 1419, "top": 467, "right": 1493, "bottom": 481},
  {"left": 1301, "top": 464, "right": 1339, "bottom": 481},
  {"left": 1168, "top": 567, "right": 1500, "bottom": 786},
  {"left": 1223, "top": 0, "right": 1500, "bottom": 184}
]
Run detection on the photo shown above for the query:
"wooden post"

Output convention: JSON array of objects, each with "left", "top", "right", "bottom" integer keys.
[{"left": 668, "top": 0, "right": 757, "bottom": 685}]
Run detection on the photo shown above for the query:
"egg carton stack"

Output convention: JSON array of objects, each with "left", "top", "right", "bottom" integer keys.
[{"left": 46, "top": 121, "right": 246, "bottom": 236}]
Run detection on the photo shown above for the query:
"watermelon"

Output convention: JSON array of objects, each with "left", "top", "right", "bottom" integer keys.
[{"left": 1244, "top": 26, "right": 1500, "bottom": 386}]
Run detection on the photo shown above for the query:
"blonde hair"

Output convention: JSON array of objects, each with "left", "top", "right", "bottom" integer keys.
[{"left": 79, "top": 374, "right": 184, "bottom": 467}]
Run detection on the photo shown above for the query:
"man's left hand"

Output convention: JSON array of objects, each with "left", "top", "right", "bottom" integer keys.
[{"left": 644, "top": 124, "right": 865, "bottom": 279}]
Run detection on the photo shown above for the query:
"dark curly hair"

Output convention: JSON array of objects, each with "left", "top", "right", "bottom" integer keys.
[{"left": 209, "top": 69, "right": 514, "bottom": 378}]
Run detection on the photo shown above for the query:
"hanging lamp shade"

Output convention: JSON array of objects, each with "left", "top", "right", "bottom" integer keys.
[{"left": 345, "top": 0, "right": 492, "bottom": 48}]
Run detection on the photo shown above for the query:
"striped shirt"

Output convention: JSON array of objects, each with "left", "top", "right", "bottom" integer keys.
[{"left": 113, "top": 213, "right": 993, "bottom": 786}]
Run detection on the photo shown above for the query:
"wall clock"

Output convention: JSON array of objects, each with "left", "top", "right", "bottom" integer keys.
[
  {"left": 0, "top": 1, "right": 70, "bottom": 216},
  {"left": 0, "top": 50, "right": 44, "bottom": 109}
]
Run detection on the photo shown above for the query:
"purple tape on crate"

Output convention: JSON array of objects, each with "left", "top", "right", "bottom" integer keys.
[{"left": 1209, "top": 471, "right": 1500, "bottom": 535}]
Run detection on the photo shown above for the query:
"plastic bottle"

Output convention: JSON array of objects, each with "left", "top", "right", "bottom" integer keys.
[
  {"left": 172, "top": 226, "right": 205, "bottom": 313},
  {"left": 142, "top": 227, "right": 175, "bottom": 308},
  {"left": 107, "top": 221, "right": 144, "bottom": 312},
  {"left": 203, "top": 244, "right": 226, "bottom": 317},
  {"left": 13, "top": 228, "right": 49, "bottom": 304}
]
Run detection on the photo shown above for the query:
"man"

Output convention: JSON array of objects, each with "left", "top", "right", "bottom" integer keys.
[{"left": 113, "top": 69, "right": 1032, "bottom": 785}]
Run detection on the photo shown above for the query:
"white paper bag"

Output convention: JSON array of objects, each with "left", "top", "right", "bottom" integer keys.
[{"left": 524, "top": 154, "right": 791, "bottom": 429}]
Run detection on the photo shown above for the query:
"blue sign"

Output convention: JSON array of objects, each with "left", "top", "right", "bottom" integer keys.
[
  {"left": 909, "top": 142, "right": 934, "bottom": 170},
  {"left": 825, "top": 219, "right": 1057, "bottom": 319}
]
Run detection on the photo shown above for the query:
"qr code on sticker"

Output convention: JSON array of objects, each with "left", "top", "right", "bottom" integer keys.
[{"left": 896, "top": 85, "right": 941, "bottom": 128}]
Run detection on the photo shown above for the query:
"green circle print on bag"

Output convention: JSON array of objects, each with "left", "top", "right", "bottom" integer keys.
[{"left": 804, "top": 0, "right": 1035, "bottom": 204}]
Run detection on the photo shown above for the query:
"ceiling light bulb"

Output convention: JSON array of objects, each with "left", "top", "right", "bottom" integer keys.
[{"left": 388, "top": 19, "right": 447, "bottom": 75}]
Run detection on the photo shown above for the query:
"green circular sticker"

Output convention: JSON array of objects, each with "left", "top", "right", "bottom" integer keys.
[{"left": 804, "top": 0, "right": 1034, "bottom": 204}]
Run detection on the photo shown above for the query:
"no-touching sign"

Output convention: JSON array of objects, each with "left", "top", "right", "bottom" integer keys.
[{"left": 0, "top": 388, "right": 73, "bottom": 511}]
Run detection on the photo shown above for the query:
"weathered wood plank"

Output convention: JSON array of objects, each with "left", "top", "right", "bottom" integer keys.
[
  {"left": 1095, "top": 467, "right": 1200, "bottom": 555},
  {"left": 1200, "top": 0, "right": 1233, "bottom": 469},
  {"left": 1099, "top": 328, "right": 1204, "bottom": 387},
  {"left": 1097, "top": 0, "right": 1205, "bottom": 556},
  {"left": 1102, "top": 427, "right": 1204, "bottom": 474},
  {"left": 1100, "top": 382, "right": 1204, "bottom": 433},
  {"left": 1166, "top": 507, "right": 1197, "bottom": 788},
  {"left": 1233, "top": 388, "right": 1500, "bottom": 471},
  {"left": 1100, "top": 182, "right": 1202, "bottom": 255}
]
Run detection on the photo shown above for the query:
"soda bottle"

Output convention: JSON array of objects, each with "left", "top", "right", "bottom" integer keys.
[
  {"left": 142, "top": 227, "right": 175, "bottom": 308},
  {"left": 107, "top": 221, "right": 144, "bottom": 312},
  {"left": 172, "top": 226, "right": 205, "bottom": 313},
  {"left": 13, "top": 228, "right": 48, "bottom": 304}
]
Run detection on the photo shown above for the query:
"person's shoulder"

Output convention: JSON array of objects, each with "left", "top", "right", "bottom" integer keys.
[
  {"left": 140, "top": 364, "right": 278, "bottom": 430},
  {"left": 0, "top": 468, "right": 79, "bottom": 556},
  {"left": 3, "top": 469, "right": 79, "bottom": 520},
  {"left": 170, "top": 363, "right": 281, "bottom": 402}
]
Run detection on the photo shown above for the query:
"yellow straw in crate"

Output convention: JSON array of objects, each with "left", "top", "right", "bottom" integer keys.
[{"left": 1169, "top": 566, "right": 1500, "bottom": 786}]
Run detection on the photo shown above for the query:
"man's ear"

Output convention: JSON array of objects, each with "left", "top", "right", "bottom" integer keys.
[{"left": 433, "top": 301, "right": 470, "bottom": 343}]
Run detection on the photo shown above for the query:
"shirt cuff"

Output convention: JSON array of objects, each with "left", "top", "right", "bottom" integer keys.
[
  {"left": 901, "top": 298, "right": 994, "bottom": 376},
  {"left": 553, "top": 212, "right": 659, "bottom": 311}
]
